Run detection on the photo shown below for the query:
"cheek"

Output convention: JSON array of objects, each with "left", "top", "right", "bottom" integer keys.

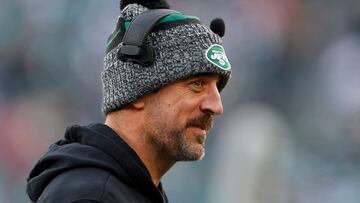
[
  {"left": 149, "top": 102, "right": 178, "bottom": 128},
  {"left": 170, "top": 102, "right": 199, "bottom": 127},
  {"left": 166, "top": 105, "right": 181, "bottom": 126},
  {"left": 159, "top": 93, "right": 202, "bottom": 127}
]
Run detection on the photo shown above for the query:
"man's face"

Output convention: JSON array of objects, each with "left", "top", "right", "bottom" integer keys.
[{"left": 142, "top": 74, "right": 224, "bottom": 161}]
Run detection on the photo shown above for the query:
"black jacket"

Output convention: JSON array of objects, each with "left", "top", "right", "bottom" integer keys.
[{"left": 27, "top": 124, "right": 169, "bottom": 203}]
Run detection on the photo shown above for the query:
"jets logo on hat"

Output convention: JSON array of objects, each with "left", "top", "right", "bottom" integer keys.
[{"left": 206, "top": 44, "right": 231, "bottom": 70}]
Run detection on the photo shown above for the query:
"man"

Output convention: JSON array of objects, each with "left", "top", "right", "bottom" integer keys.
[{"left": 26, "top": 0, "right": 231, "bottom": 202}]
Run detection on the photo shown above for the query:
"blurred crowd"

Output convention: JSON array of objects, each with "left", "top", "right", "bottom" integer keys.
[{"left": 1, "top": 0, "right": 360, "bottom": 202}]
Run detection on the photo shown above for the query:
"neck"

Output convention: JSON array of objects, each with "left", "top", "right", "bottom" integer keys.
[
  {"left": 136, "top": 141, "right": 175, "bottom": 186},
  {"left": 105, "top": 111, "right": 175, "bottom": 186}
]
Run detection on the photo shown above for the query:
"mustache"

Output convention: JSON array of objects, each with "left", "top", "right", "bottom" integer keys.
[{"left": 186, "top": 114, "right": 214, "bottom": 131}]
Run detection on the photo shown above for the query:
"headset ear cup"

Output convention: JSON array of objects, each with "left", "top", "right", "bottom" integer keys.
[{"left": 140, "top": 45, "right": 154, "bottom": 66}]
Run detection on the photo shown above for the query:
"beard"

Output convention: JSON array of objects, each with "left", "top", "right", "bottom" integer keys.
[{"left": 145, "top": 114, "right": 213, "bottom": 162}]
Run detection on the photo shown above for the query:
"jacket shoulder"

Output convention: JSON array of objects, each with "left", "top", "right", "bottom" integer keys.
[
  {"left": 37, "top": 167, "right": 153, "bottom": 203},
  {"left": 37, "top": 167, "right": 108, "bottom": 203}
]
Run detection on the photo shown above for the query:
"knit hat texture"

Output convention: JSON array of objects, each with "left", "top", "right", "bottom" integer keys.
[{"left": 101, "top": 3, "right": 231, "bottom": 114}]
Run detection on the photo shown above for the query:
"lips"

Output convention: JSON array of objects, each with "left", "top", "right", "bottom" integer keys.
[{"left": 191, "top": 124, "right": 207, "bottom": 131}]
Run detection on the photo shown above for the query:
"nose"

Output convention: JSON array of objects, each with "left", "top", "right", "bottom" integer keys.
[{"left": 200, "top": 85, "right": 224, "bottom": 116}]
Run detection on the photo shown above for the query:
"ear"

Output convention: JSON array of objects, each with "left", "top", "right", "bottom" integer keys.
[{"left": 131, "top": 99, "right": 145, "bottom": 109}]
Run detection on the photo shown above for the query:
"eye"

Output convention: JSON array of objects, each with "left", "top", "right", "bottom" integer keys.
[{"left": 190, "top": 80, "right": 204, "bottom": 91}]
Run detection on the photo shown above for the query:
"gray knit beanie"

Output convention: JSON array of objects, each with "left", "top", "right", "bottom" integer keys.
[{"left": 101, "top": 0, "right": 232, "bottom": 114}]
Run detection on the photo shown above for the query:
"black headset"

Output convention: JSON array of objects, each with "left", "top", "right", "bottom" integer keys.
[
  {"left": 117, "top": 9, "right": 179, "bottom": 66},
  {"left": 117, "top": 9, "right": 225, "bottom": 66}
]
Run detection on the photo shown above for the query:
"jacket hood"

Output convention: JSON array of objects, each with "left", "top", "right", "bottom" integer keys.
[{"left": 27, "top": 124, "right": 156, "bottom": 202}]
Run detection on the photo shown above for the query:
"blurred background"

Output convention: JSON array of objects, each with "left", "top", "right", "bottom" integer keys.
[{"left": 1, "top": 0, "right": 360, "bottom": 202}]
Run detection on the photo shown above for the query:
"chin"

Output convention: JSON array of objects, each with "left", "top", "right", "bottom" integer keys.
[
  {"left": 195, "top": 145, "right": 206, "bottom": 160},
  {"left": 174, "top": 131, "right": 206, "bottom": 161},
  {"left": 198, "top": 151, "right": 205, "bottom": 160},
  {"left": 180, "top": 145, "right": 205, "bottom": 161}
]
